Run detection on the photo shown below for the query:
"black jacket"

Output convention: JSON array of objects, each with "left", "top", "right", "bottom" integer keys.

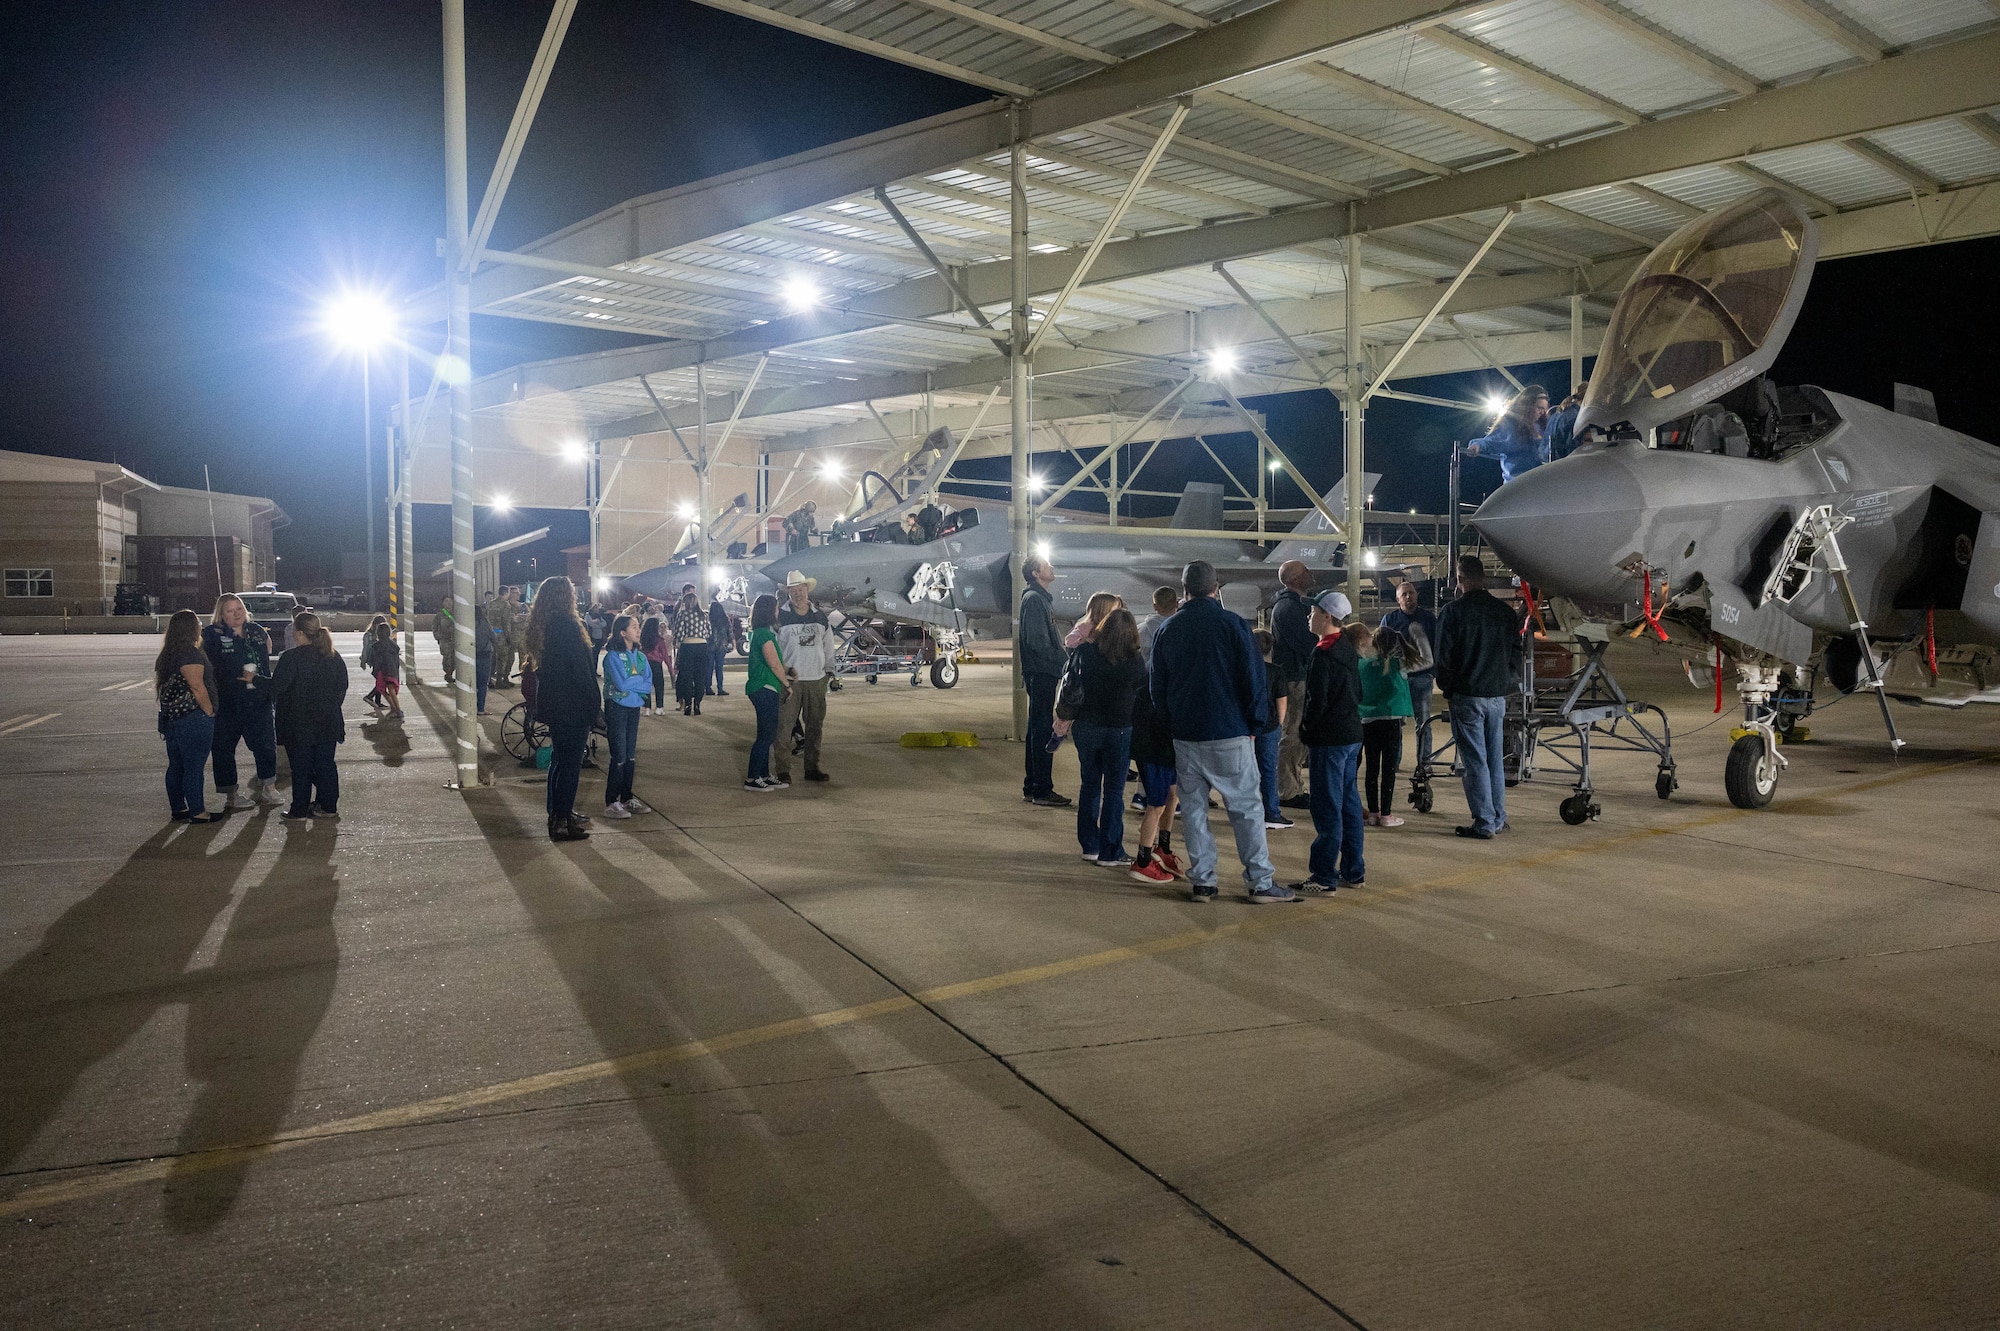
[
  {"left": 1435, "top": 589, "right": 1523, "bottom": 698},
  {"left": 1149, "top": 595, "right": 1266, "bottom": 742},
  {"left": 1073, "top": 641, "right": 1149, "bottom": 729},
  {"left": 535, "top": 616, "right": 605, "bottom": 732},
  {"left": 1270, "top": 587, "right": 1316, "bottom": 682},
  {"left": 1018, "top": 581, "right": 1064, "bottom": 681},
  {"left": 1299, "top": 633, "right": 1362, "bottom": 748},
  {"left": 272, "top": 646, "right": 348, "bottom": 748}
]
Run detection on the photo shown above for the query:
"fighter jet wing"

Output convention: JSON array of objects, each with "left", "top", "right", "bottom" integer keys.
[{"left": 1887, "top": 687, "right": 2000, "bottom": 708}]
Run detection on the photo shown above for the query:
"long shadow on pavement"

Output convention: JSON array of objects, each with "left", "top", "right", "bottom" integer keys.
[
  {"left": 459, "top": 791, "right": 1105, "bottom": 1329},
  {"left": 163, "top": 821, "right": 340, "bottom": 1231},
  {"left": 0, "top": 817, "right": 262, "bottom": 1172}
]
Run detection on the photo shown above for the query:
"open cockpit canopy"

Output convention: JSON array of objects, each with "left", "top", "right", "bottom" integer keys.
[{"left": 1578, "top": 190, "right": 1818, "bottom": 440}]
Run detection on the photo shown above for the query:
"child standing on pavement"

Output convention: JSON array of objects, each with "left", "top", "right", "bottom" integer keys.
[
  {"left": 1294, "top": 592, "right": 1365, "bottom": 894},
  {"left": 1252, "top": 629, "right": 1291, "bottom": 833},
  {"left": 370, "top": 621, "right": 404, "bottom": 720},
  {"left": 1359, "top": 624, "right": 1415, "bottom": 827},
  {"left": 600, "top": 613, "right": 653, "bottom": 818}
]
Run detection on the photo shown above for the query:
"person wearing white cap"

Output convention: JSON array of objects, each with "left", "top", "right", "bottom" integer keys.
[
  {"left": 775, "top": 570, "right": 834, "bottom": 784},
  {"left": 1294, "top": 589, "right": 1366, "bottom": 891}
]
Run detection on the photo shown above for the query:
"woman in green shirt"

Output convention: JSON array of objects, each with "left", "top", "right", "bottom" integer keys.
[
  {"left": 743, "top": 593, "right": 790, "bottom": 791},
  {"left": 1359, "top": 624, "right": 1417, "bottom": 828}
]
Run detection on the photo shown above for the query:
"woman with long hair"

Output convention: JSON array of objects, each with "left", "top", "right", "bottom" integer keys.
[
  {"left": 670, "top": 589, "right": 711, "bottom": 715},
  {"left": 271, "top": 610, "right": 349, "bottom": 821},
  {"left": 1064, "top": 590, "right": 1125, "bottom": 649},
  {"left": 156, "top": 608, "right": 219, "bottom": 822},
  {"left": 743, "top": 593, "right": 789, "bottom": 790},
  {"left": 639, "top": 615, "right": 671, "bottom": 717},
  {"left": 370, "top": 620, "right": 404, "bottom": 719},
  {"left": 1069, "top": 606, "right": 1148, "bottom": 867},
  {"left": 1465, "top": 383, "right": 1552, "bottom": 484},
  {"left": 599, "top": 613, "right": 652, "bottom": 818},
  {"left": 525, "top": 576, "right": 602, "bottom": 841},
  {"left": 1358, "top": 623, "right": 1415, "bottom": 828},
  {"left": 203, "top": 591, "right": 279, "bottom": 809}
]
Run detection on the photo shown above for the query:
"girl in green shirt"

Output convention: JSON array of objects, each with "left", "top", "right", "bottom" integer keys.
[
  {"left": 744, "top": 594, "right": 790, "bottom": 791},
  {"left": 1359, "top": 625, "right": 1416, "bottom": 827}
]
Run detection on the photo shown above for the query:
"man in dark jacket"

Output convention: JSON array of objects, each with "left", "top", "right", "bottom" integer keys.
[
  {"left": 1018, "top": 556, "right": 1069, "bottom": 807},
  {"left": 1149, "top": 560, "right": 1291, "bottom": 904},
  {"left": 1270, "top": 559, "right": 1318, "bottom": 810},
  {"left": 1435, "top": 553, "right": 1523, "bottom": 839},
  {"left": 1380, "top": 578, "right": 1440, "bottom": 775},
  {"left": 1296, "top": 591, "right": 1364, "bottom": 891}
]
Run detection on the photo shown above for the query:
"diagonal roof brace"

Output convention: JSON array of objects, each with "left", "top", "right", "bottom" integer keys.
[
  {"left": 1216, "top": 382, "right": 1347, "bottom": 540},
  {"left": 1365, "top": 208, "right": 1518, "bottom": 400},
  {"left": 872, "top": 187, "right": 996, "bottom": 331}
]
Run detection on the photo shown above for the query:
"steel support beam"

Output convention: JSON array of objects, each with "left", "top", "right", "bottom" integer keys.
[
  {"left": 1009, "top": 132, "right": 1031, "bottom": 743},
  {"left": 443, "top": 0, "right": 479, "bottom": 788},
  {"left": 873, "top": 188, "right": 996, "bottom": 329},
  {"left": 1343, "top": 233, "right": 1365, "bottom": 609},
  {"left": 465, "top": 0, "right": 578, "bottom": 266},
  {"left": 1365, "top": 208, "right": 1515, "bottom": 398},
  {"left": 1036, "top": 375, "right": 1194, "bottom": 513}
]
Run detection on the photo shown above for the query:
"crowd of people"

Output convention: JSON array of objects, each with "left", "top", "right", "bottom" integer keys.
[
  {"left": 155, "top": 552, "right": 1523, "bottom": 876},
  {"left": 1021, "top": 552, "right": 1525, "bottom": 902}
]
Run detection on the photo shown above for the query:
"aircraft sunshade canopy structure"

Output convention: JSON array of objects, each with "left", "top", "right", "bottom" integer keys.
[{"left": 1579, "top": 189, "right": 1818, "bottom": 438}]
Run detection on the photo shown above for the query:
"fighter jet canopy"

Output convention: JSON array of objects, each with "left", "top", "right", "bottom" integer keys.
[{"left": 1577, "top": 189, "right": 1819, "bottom": 439}]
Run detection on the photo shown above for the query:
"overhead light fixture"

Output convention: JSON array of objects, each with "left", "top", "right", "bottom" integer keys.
[
  {"left": 708, "top": 567, "right": 729, "bottom": 585},
  {"left": 563, "top": 441, "right": 587, "bottom": 462},
  {"left": 819, "top": 459, "right": 844, "bottom": 480},
  {"left": 676, "top": 502, "right": 696, "bottom": 520},
  {"left": 1363, "top": 549, "right": 1378, "bottom": 569},
  {"left": 1034, "top": 541, "right": 1052, "bottom": 561},
  {"left": 1028, "top": 474, "right": 1046, "bottom": 494},
  {"left": 491, "top": 495, "right": 512, "bottom": 513},
  {"left": 782, "top": 277, "right": 820, "bottom": 312},
  {"left": 321, "top": 290, "right": 397, "bottom": 352},
  {"left": 1484, "top": 394, "right": 1508, "bottom": 415},
  {"left": 1207, "top": 348, "right": 1238, "bottom": 375},
  {"left": 593, "top": 576, "right": 612, "bottom": 592},
  {"left": 1267, "top": 459, "right": 1282, "bottom": 473}
]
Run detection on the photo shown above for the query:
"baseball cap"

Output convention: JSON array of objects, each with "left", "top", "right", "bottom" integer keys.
[{"left": 1314, "top": 590, "right": 1352, "bottom": 620}]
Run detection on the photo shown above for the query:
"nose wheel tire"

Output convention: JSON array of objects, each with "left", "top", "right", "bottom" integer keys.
[
  {"left": 1724, "top": 733, "right": 1779, "bottom": 808},
  {"left": 930, "top": 657, "right": 959, "bottom": 689}
]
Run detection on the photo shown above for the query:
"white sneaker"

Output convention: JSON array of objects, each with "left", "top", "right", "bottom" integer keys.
[
  {"left": 249, "top": 779, "right": 281, "bottom": 804},
  {"left": 1081, "top": 850, "right": 1100, "bottom": 861},
  {"left": 601, "top": 801, "right": 633, "bottom": 820},
  {"left": 1377, "top": 814, "right": 1405, "bottom": 827},
  {"left": 763, "top": 777, "right": 790, "bottom": 790},
  {"left": 623, "top": 797, "right": 651, "bottom": 813},
  {"left": 224, "top": 789, "right": 253, "bottom": 810}
]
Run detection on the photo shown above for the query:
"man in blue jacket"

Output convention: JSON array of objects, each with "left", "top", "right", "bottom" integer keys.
[{"left": 1150, "top": 560, "right": 1294, "bottom": 904}]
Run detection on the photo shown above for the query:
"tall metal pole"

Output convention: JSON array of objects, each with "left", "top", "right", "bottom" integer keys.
[
  {"left": 1007, "top": 122, "right": 1030, "bottom": 743},
  {"left": 443, "top": 0, "right": 479, "bottom": 787},
  {"left": 697, "top": 361, "right": 712, "bottom": 598},
  {"left": 363, "top": 359, "right": 376, "bottom": 611},
  {"left": 385, "top": 417, "right": 399, "bottom": 632},
  {"left": 1343, "top": 228, "right": 1366, "bottom": 612},
  {"left": 587, "top": 438, "right": 601, "bottom": 597},
  {"left": 1569, "top": 292, "right": 1584, "bottom": 394},
  {"left": 398, "top": 346, "right": 415, "bottom": 671}
]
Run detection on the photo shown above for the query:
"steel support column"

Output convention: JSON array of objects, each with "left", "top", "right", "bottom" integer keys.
[
  {"left": 1570, "top": 293, "right": 1584, "bottom": 392},
  {"left": 1008, "top": 126, "right": 1030, "bottom": 743},
  {"left": 443, "top": 0, "right": 480, "bottom": 787},
  {"left": 1344, "top": 231, "right": 1366, "bottom": 611},
  {"left": 398, "top": 348, "right": 415, "bottom": 670},
  {"left": 697, "top": 362, "right": 712, "bottom": 597}
]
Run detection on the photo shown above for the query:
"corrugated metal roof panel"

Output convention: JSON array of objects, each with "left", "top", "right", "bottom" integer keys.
[
  {"left": 1751, "top": 139, "right": 1914, "bottom": 205},
  {"left": 1871, "top": 117, "right": 2000, "bottom": 186},
  {"left": 1443, "top": 0, "right": 1726, "bottom": 116},
  {"left": 1845, "top": 0, "right": 1995, "bottom": 48},
  {"left": 1228, "top": 63, "right": 1517, "bottom": 169},
  {"left": 1615, "top": 0, "right": 1853, "bottom": 84},
  {"left": 1329, "top": 30, "right": 1611, "bottom": 147}
]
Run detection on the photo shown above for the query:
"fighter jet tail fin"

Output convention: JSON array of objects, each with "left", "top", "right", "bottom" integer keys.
[
  {"left": 1169, "top": 482, "right": 1225, "bottom": 531},
  {"left": 1893, "top": 383, "right": 1939, "bottom": 424},
  {"left": 1261, "top": 472, "right": 1381, "bottom": 567}
]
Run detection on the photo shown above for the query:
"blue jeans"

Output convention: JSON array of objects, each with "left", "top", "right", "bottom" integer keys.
[
  {"left": 1023, "top": 672, "right": 1057, "bottom": 798},
  {"left": 545, "top": 719, "right": 588, "bottom": 820},
  {"left": 477, "top": 650, "right": 492, "bottom": 713},
  {"left": 1172, "top": 736, "right": 1275, "bottom": 893},
  {"left": 285, "top": 740, "right": 340, "bottom": 815},
  {"left": 1255, "top": 727, "right": 1282, "bottom": 822},
  {"left": 711, "top": 645, "right": 728, "bottom": 694},
  {"left": 1307, "top": 742, "right": 1365, "bottom": 884},
  {"left": 1073, "top": 721, "right": 1133, "bottom": 860},
  {"left": 163, "top": 711, "right": 214, "bottom": 815},
  {"left": 1450, "top": 694, "right": 1508, "bottom": 834},
  {"left": 212, "top": 697, "right": 277, "bottom": 789},
  {"left": 749, "top": 687, "right": 780, "bottom": 779},
  {"left": 1408, "top": 671, "right": 1435, "bottom": 771},
  {"left": 604, "top": 702, "right": 640, "bottom": 806}
]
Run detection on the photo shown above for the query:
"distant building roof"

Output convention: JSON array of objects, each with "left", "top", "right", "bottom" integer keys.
[{"left": 0, "top": 448, "right": 158, "bottom": 494}]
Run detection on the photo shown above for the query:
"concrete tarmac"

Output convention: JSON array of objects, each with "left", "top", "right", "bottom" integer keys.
[{"left": 1, "top": 632, "right": 1995, "bottom": 1328}]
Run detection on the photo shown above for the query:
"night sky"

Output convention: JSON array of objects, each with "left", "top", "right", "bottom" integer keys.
[{"left": 4, "top": 1, "right": 1995, "bottom": 583}]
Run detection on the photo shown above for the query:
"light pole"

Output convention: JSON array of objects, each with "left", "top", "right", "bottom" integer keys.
[{"left": 323, "top": 291, "right": 397, "bottom": 611}]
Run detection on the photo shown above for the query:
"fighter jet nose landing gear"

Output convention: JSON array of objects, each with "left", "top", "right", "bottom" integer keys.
[{"left": 1726, "top": 662, "right": 1790, "bottom": 809}]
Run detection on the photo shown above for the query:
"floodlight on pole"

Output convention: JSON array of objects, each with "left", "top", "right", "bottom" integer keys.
[{"left": 322, "top": 288, "right": 400, "bottom": 616}]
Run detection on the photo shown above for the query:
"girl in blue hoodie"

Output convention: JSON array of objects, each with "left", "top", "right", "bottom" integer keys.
[{"left": 600, "top": 614, "right": 653, "bottom": 818}]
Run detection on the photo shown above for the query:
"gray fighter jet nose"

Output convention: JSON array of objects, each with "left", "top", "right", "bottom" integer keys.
[{"left": 1471, "top": 451, "right": 1648, "bottom": 600}]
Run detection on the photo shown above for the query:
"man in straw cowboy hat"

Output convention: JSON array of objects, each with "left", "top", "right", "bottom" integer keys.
[{"left": 775, "top": 570, "right": 835, "bottom": 785}]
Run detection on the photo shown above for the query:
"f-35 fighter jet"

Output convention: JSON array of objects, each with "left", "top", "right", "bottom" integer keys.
[{"left": 1473, "top": 189, "right": 2000, "bottom": 808}]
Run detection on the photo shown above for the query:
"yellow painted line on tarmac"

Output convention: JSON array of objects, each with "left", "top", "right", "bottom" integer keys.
[{"left": 3, "top": 751, "right": 1991, "bottom": 1219}]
